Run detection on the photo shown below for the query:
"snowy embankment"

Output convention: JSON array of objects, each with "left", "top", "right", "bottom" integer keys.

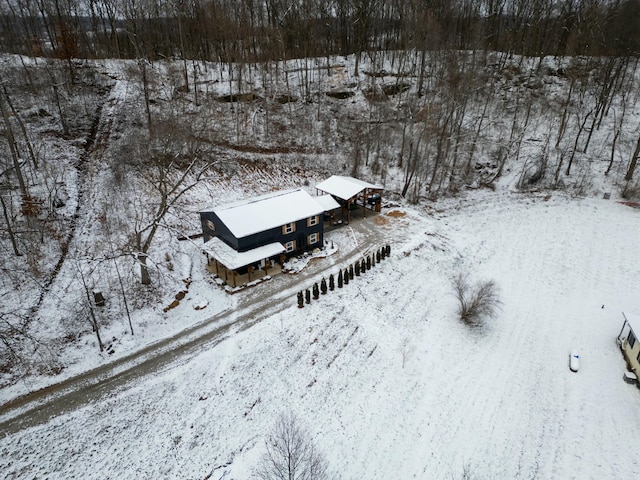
[{"left": 2, "top": 191, "right": 640, "bottom": 479}]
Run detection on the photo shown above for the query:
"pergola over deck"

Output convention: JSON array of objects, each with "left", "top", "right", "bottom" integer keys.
[{"left": 315, "top": 175, "right": 383, "bottom": 224}]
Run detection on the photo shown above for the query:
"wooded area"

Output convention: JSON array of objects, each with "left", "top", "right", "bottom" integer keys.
[{"left": 1, "top": 1, "right": 640, "bottom": 63}]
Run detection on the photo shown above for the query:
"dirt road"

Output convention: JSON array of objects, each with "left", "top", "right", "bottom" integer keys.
[{"left": 0, "top": 217, "right": 385, "bottom": 435}]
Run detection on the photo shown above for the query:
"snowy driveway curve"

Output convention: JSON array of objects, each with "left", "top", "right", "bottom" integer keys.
[{"left": 0, "top": 216, "right": 384, "bottom": 435}]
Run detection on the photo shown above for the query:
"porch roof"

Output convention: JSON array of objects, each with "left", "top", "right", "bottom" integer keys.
[{"left": 203, "top": 237, "right": 285, "bottom": 270}]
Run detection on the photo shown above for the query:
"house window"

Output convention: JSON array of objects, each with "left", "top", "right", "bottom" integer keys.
[
  {"left": 308, "top": 233, "right": 319, "bottom": 245},
  {"left": 283, "top": 222, "right": 296, "bottom": 235},
  {"left": 308, "top": 215, "right": 318, "bottom": 227},
  {"left": 206, "top": 219, "right": 216, "bottom": 232},
  {"left": 629, "top": 331, "right": 637, "bottom": 349},
  {"left": 285, "top": 240, "right": 296, "bottom": 252}
]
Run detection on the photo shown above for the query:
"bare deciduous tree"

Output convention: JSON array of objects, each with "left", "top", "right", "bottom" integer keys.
[
  {"left": 128, "top": 120, "right": 212, "bottom": 284},
  {"left": 74, "top": 258, "right": 105, "bottom": 352},
  {"left": 255, "top": 412, "right": 331, "bottom": 480},
  {"left": 0, "top": 84, "right": 28, "bottom": 197},
  {"left": 0, "top": 193, "right": 21, "bottom": 256},
  {"left": 0, "top": 310, "right": 57, "bottom": 377}
]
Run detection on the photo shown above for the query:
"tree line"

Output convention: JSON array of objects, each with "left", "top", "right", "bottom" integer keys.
[{"left": 1, "top": 1, "right": 639, "bottom": 64}]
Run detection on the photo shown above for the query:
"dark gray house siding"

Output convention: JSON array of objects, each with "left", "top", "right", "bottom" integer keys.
[
  {"left": 200, "top": 212, "right": 323, "bottom": 256},
  {"left": 201, "top": 212, "right": 237, "bottom": 248}
]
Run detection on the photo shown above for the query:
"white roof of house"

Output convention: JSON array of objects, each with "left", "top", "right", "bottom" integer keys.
[
  {"left": 314, "top": 194, "right": 341, "bottom": 211},
  {"left": 316, "top": 175, "right": 383, "bottom": 201},
  {"left": 624, "top": 312, "right": 640, "bottom": 335},
  {"left": 206, "top": 189, "right": 326, "bottom": 239},
  {"left": 203, "top": 237, "right": 285, "bottom": 270}
]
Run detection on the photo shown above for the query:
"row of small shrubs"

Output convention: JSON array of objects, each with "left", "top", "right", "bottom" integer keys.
[{"left": 297, "top": 245, "right": 391, "bottom": 308}]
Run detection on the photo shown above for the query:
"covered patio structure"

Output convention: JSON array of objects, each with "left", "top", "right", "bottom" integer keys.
[
  {"left": 315, "top": 175, "right": 383, "bottom": 224},
  {"left": 202, "top": 237, "right": 285, "bottom": 287}
]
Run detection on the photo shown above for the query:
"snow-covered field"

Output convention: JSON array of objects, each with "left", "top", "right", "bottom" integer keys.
[{"left": 2, "top": 190, "right": 640, "bottom": 479}]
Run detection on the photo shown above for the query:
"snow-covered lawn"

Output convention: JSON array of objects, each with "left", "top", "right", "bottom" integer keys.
[{"left": 2, "top": 191, "right": 640, "bottom": 479}]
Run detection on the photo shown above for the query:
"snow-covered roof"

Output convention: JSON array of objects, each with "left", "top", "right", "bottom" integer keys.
[
  {"left": 623, "top": 312, "right": 640, "bottom": 335},
  {"left": 205, "top": 189, "right": 326, "bottom": 239},
  {"left": 203, "top": 237, "right": 285, "bottom": 270},
  {"left": 316, "top": 175, "right": 383, "bottom": 201},
  {"left": 314, "top": 194, "right": 340, "bottom": 211}
]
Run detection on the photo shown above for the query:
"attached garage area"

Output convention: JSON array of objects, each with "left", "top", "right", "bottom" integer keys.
[{"left": 315, "top": 175, "right": 383, "bottom": 224}]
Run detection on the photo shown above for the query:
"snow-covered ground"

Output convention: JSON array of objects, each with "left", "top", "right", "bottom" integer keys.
[
  {"left": 2, "top": 190, "right": 640, "bottom": 479},
  {"left": 3, "top": 49, "right": 640, "bottom": 394}
]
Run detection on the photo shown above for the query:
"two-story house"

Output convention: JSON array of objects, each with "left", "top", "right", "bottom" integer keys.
[{"left": 200, "top": 188, "right": 338, "bottom": 286}]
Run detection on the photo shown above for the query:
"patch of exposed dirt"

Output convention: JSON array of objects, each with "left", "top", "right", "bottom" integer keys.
[
  {"left": 326, "top": 90, "right": 355, "bottom": 99},
  {"left": 275, "top": 94, "right": 298, "bottom": 104},
  {"left": 193, "top": 136, "right": 321, "bottom": 155},
  {"left": 386, "top": 210, "right": 407, "bottom": 218},
  {"left": 216, "top": 93, "right": 263, "bottom": 102},
  {"left": 381, "top": 83, "right": 411, "bottom": 96}
]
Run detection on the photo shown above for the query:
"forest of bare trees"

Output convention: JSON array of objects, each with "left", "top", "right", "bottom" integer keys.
[{"left": 1, "top": 1, "right": 639, "bottom": 64}]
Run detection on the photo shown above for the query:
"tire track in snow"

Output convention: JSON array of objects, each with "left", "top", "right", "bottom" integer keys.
[{"left": 397, "top": 196, "right": 576, "bottom": 478}]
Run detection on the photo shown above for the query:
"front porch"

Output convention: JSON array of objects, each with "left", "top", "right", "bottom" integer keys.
[
  {"left": 206, "top": 258, "right": 283, "bottom": 287},
  {"left": 202, "top": 237, "right": 286, "bottom": 289}
]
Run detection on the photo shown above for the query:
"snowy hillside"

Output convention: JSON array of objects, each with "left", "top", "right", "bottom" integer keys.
[
  {"left": 2, "top": 49, "right": 640, "bottom": 479},
  {"left": 1, "top": 51, "right": 639, "bottom": 384}
]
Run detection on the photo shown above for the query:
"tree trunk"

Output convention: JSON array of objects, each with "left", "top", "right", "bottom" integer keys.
[
  {"left": 624, "top": 133, "right": 640, "bottom": 182},
  {"left": 3, "top": 85, "right": 38, "bottom": 169},
  {"left": 606, "top": 129, "right": 620, "bottom": 176},
  {"left": 566, "top": 110, "right": 592, "bottom": 176},
  {"left": 77, "top": 262, "right": 104, "bottom": 352},
  {"left": 0, "top": 89, "right": 28, "bottom": 197},
  {"left": 54, "top": 80, "right": 69, "bottom": 135},
  {"left": 401, "top": 139, "right": 415, "bottom": 198},
  {"left": 0, "top": 194, "right": 21, "bottom": 256},
  {"left": 108, "top": 232, "right": 133, "bottom": 335},
  {"left": 465, "top": 96, "right": 490, "bottom": 179},
  {"left": 138, "top": 253, "right": 151, "bottom": 285},
  {"left": 192, "top": 60, "right": 199, "bottom": 106},
  {"left": 92, "top": 309, "right": 104, "bottom": 352},
  {"left": 178, "top": 14, "right": 189, "bottom": 92},
  {"left": 555, "top": 80, "right": 574, "bottom": 149},
  {"left": 139, "top": 59, "right": 152, "bottom": 132},
  {"left": 45, "top": 63, "right": 70, "bottom": 136}
]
